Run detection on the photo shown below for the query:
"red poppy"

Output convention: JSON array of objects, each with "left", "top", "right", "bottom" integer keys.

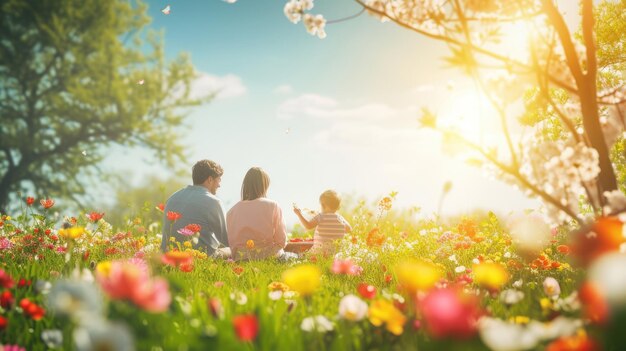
[
  {"left": 179, "top": 262, "right": 194, "bottom": 272},
  {"left": 0, "top": 290, "right": 13, "bottom": 308},
  {"left": 232, "top": 266, "right": 244, "bottom": 276},
  {"left": 17, "top": 278, "right": 31, "bottom": 288},
  {"left": 0, "top": 270, "right": 13, "bottom": 289},
  {"left": 208, "top": 298, "right": 223, "bottom": 318},
  {"left": 579, "top": 282, "right": 609, "bottom": 325},
  {"left": 185, "top": 224, "right": 202, "bottom": 233},
  {"left": 166, "top": 211, "right": 182, "bottom": 221},
  {"left": 0, "top": 316, "right": 6, "bottom": 330},
  {"left": 357, "top": 283, "right": 377, "bottom": 299},
  {"left": 572, "top": 217, "right": 625, "bottom": 266},
  {"left": 232, "top": 314, "right": 259, "bottom": 342},
  {"left": 156, "top": 203, "right": 165, "bottom": 212},
  {"left": 40, "top": 198, "right": 55, "bottom": 209},
  {"left": 87, "top": 212, "right": 105, "bottom": 222},
  {"left": 557, "top": 245, "right": 570, "bottom": 255},
  {"left": 25, "top": 197, "right": 35, "bottom": 206}
]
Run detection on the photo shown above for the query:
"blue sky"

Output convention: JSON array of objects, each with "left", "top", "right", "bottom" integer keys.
[{"left": 100, "top": 0, "right": 581, "bottom": 227}]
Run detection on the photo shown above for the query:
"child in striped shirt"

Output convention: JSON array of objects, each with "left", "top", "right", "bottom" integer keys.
[{"left": 293, "top": 190, "right": 352, "bottom": 254}]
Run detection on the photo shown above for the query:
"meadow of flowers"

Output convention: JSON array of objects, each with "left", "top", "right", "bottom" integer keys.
[{"left": 1, "top": 195, "right": 625, "bottom": 350}]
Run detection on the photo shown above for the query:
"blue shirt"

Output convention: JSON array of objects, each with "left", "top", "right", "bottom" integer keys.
[{"left": 160, "top": 185, "right": 228, "bottom": 255}]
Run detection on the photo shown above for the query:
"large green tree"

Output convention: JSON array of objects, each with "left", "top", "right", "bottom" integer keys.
[{"left": 0, "top": 0, "right": 207, "bottom": 212}]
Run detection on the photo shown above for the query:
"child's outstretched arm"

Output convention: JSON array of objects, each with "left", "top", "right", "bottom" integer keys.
[{"left": 293, "top": 204, "right": 317, "bottom": 230}]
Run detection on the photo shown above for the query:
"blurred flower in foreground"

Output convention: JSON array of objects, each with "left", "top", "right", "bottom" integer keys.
[
  {"left": 587, "top": 252, "right": 626, "bottom": 306},
  {"left": 41, "top": 329, "right": 63, "bottom": 349},
  {"left": 47, "top": 280, "right": 103, "bottom": 320},
  {"left": 357, "top": 283, "right": 377, "bottom": 300},
  {"left": 332, "top": 259, "right": 363, "bottom": 276},
  {"left": 96, "top": 260, "right": 171, "bottom": 313},
  {"left": 301, "top": 315, "right": 334, "bottom": 333},
  {"left": 395, "top": 260, "right": 441, "bottom": 294},
  {"left": 546, "top": 333, "right": 599, "bottom": 351},
  {"left": 161, "top": 251, "right": 193, "bottom": 268},
  {"left": 368, "top": 299, "right": 406, "bottom": 335},
  {"left": 1, "top": 345, "right": 26, "bottom": 351},
  {"left": 338, "top": 294, "right": 368, "bottom": 321},
  {"left": 572, "top": 217, "right": 625, "bottom": 266},
  {"left": 507, "top": 212, "right": 550, "bottom": 254},
  {"left": 282, "top": 264, "right": 321, "bottom": 296},
  {"left": 500, "top": 289, "right": 524, "bottom": 306},
  {"left": 419, "top": 288, "right": 482, "bottom": 339},
  {"left": 74, "top": 321, "right": 134, "bottom": 351},
  {"left": 473, "top": 262, "right": 509, "bottom": 291},
  {"left": 232, "top": 314, "right": 259, "bottom": 341}
]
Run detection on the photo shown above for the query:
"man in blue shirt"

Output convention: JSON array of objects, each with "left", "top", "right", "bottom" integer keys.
[{"left": 161, "top": 159, "right": 229, "bottom": 255}]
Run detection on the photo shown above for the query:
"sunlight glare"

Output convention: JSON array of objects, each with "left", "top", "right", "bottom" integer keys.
[{"left": 438, "top": 90, "right": 494, "bottom": 145}]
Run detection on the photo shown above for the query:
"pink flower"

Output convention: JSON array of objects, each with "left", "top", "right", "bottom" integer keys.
[
  {"left": 332, "top": 259, "right": 363, "bottom": 276},
  {"left": 96, "top": 260, "right": 171, "bottom": 313},
  {"left": 0, "top": 237, "right": 12, "bottom": 250},
  {"left": 177, "top": 228, "right": 195, "bottom": 236},
  {"left": 419, "top": 288, "right": 483, "bottom": 340},
  {"left": 2, "top": 345, "right": 26, "bottom": 351}
]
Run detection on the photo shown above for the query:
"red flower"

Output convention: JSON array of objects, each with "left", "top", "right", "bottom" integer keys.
[
  {"left": 166, "top": 211, "right": 182, "bottom": 221},
  {"left": 208, "top": 298, "right": 223, "bottom": 318},
  {"left": 0, "top": 269, "right": 13, "bottom": 289},
  {"left": 579, "top": 282, "right": 609, "bottom": 324},
  {"left": 184, "top": 224, "right": 202, "bottom": 233},
  {"left": 557, "top": 245, "right": 571, "bottom": 255},
  {"left": 232, "top": 314, "right": 259, "bottom": 342},
  {"left": 357, "top": 283, "right": 377, "bottom": 299},
  {"left": 25, "top": 197, "right": 35, "bottom": 206},
  {"left": 17, "top": 278, "right": 31, "bottom": 288},
  {"left": 0, "top": 316, "right": 7, "bottom": 330},
  {"left": 156, "top": 203, "right": 165, "bottom": 212},
  {"left": 0, "top": 290, "right": 13, "bottom": 308},
  {"left": 572, "top": 217, "right": 625, "bottom": 266},
  {"left": 87, "top": 212, "right": 105, "bottom": 222},
  {"left": 232, "top": 266, "right": 244, "bottom": 276},
  {"left": 419, "top": 287, "right": 483, "bottom": 340},
  {"left": 366, "top": 228, "right": 386, "bottom": 247},
  {"left": 179, "top": 262, "right": 194, "bottom": 272},
  {"left": 40, "top": 198, "right": 55, "bottom": 209}
]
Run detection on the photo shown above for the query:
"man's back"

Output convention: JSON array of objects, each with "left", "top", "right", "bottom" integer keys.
[{"left": 160, "top": 185, "right": 228, "bottom": 255}]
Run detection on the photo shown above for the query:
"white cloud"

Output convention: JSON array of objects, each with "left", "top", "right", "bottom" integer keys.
[
  {"left": 273, "top": 84, "right": 294, "bottom": 95},
  {"left": 187, "top": 72, "right": 247, "bottom": 100},
  {"left": 277, "top": 94, "right": 338, "bottom": 119}
]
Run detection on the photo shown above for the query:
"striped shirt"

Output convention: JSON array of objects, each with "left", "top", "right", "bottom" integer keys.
[{"left": 311, "top": 213, "right": 349, "bottom": 253}]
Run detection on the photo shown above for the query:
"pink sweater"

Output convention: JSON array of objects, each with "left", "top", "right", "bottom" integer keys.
[{"left": 226, "top": 198, "right": 287, "bottom": 260}]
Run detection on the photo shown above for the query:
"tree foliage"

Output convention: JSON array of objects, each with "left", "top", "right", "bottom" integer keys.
[{"left": 0, "top": 0, "right": 208, "bottom": 212}]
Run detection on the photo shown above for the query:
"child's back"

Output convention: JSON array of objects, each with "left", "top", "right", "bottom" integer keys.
[{"left": 311, "top": 212, "right": 350, "bottom": 253}]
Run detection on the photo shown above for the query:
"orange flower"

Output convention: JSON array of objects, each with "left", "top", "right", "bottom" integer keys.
[
  {"left": 572, "top": 216, "right": 625, "bottom": 266},
  {"left": 161, "top": 251, "right": 193, "bottom": 267},
  {"left": 557, "top": 245, "right": 571, "bottom": 255},
  {"left": 184, "top": 223, "right": 201, "bottom": 233},
  {"left": 166, "top": 211, "right": 182, "bottom": 221},
  {"left": 457, "top": 218, "right": 478, "bottom": 238},
  {"left": 246, "top": 239, "right": 255, "bottom": 250},
  {"left": 366, "top": 228, "right": 386, "bottom": 247},
  {"left": 546, "top": 334, "right": 599, "bottom": 351},
  {"left": 579, "top": 282, "right": 609, "bottom": 325},
  {"left": 40, "top": 198, "right": 55, "bottom": 209},
  {"left": 232, "top": 314, "right": 259, "bottom": 342},
  {"left": 368, "top": 299, "right": 406, "bottom": 335},
  {"left": 378, "top": 197, "right": 393, "bottom": 211},
  {"left": 233, "top": 266, "right": 244, "bottom": 276}
]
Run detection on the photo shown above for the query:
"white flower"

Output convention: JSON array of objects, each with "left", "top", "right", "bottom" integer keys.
[
  {"left": 512, "top": 279, "right": 523, "bottom": 288},
  {"left": 455, "top": 265, "right": 466, "bottom": 273},
  {"left": 588, "top": 252, "right": 626, "bottom": 305},
  {"left": 74, "top": 321, "right": 134, "bottom": 351},
  {"left": 41, "top": 329, "right": 63, "bottom": 349},
  {"left": 338, "top": 294, "right": 368, "bottom": 322},
  {"left": 71, "top": 268, "right": 94, "bottom": 283},
  {"left": 500, "top": 289, "right": 524, "bottom": 305},
  {"left": 503, "top": 252, "right": 512, "bottom": 258},
  {"left": 302, "top": 14, "right": 326, "bottom": 39},
  {"left": 478, "top": 317, "right": 539, "bottom": 351},
  {"left": 47, "top": 280, "right": 103, "bottom": 321},
  {"left": 543, "top": 277, "right": 561, "bottom": 298},
  {"left": 301, "top": 315, "right": 334, "bottom": 333},
  {"left": 472, "top": 258, "right": 480, "bottom": 265},
  {"left": 284, "top": 1, "right": 302, "bottom": 23},
  {"left": 229, "top": 291, "right": 248, "bottom": 305},
  {"left": 269, "top": 290, "right": 283, "bottom": 301},
  {"left": 448, "top": 254, "right": 457, "bottom": 262}
]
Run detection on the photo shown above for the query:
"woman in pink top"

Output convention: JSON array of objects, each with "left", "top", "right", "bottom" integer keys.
[{"left": 226, "top": 167, "right": 289, "bottom": 260}]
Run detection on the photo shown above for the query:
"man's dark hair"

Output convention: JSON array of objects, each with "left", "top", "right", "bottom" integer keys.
[{"left": 192, "top": 160, "right": 223, "bottom": 185}]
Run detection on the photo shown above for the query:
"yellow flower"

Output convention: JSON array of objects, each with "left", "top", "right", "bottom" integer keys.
[
  {"left": 183, "top": 241, "right": 192, "bottom": 248},
  {"left": 246, "top": 239, "right": 255, "bottom": 250},
  {"left": 282, "top": 264, "right": 321, "bottom": 296},
  {"left": 5, "top": 216, "right": 11, "bottom": 221},
  {"left": 58, "top": 227, "right": 85, "bottom": 240},
  {"left": 268, "top": 281, "right": 290, "bottom": 292},
  {"left": 133, "top": 217, "right": 142, "bottom": 225},
  {"left": 540, "top": 298, "right": 552, "bottom": 310},
  {"left": 368, "top": 300, "right": 406, "bottom": 335},
  {"left": 473, "top": 262, "right": 509, "bottom": 290},
  {"left": 510, "top": 315, "right": 530, "bottom": 324},
  {"left": 169, "top": 237, "right": 176, "bottom": 243},
  {"left": 96, "top": 261, "right": 112, "bottom": 277},
  {"left": 395, "top": 260, "right": 441, "bottom": 294}
]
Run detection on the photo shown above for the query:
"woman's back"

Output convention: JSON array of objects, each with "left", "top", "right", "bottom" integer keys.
[{"left": 227, "top": 198, "right": 287, "bottom": 260}]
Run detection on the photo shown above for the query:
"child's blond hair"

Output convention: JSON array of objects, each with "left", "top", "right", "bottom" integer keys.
[{"left": 319, "top": 190, "right": 341, "bottom": 212}]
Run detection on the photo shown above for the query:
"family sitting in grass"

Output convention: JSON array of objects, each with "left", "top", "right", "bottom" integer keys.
[{"left": 160, "top": 159, "right": 351, "bottom": 260}]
